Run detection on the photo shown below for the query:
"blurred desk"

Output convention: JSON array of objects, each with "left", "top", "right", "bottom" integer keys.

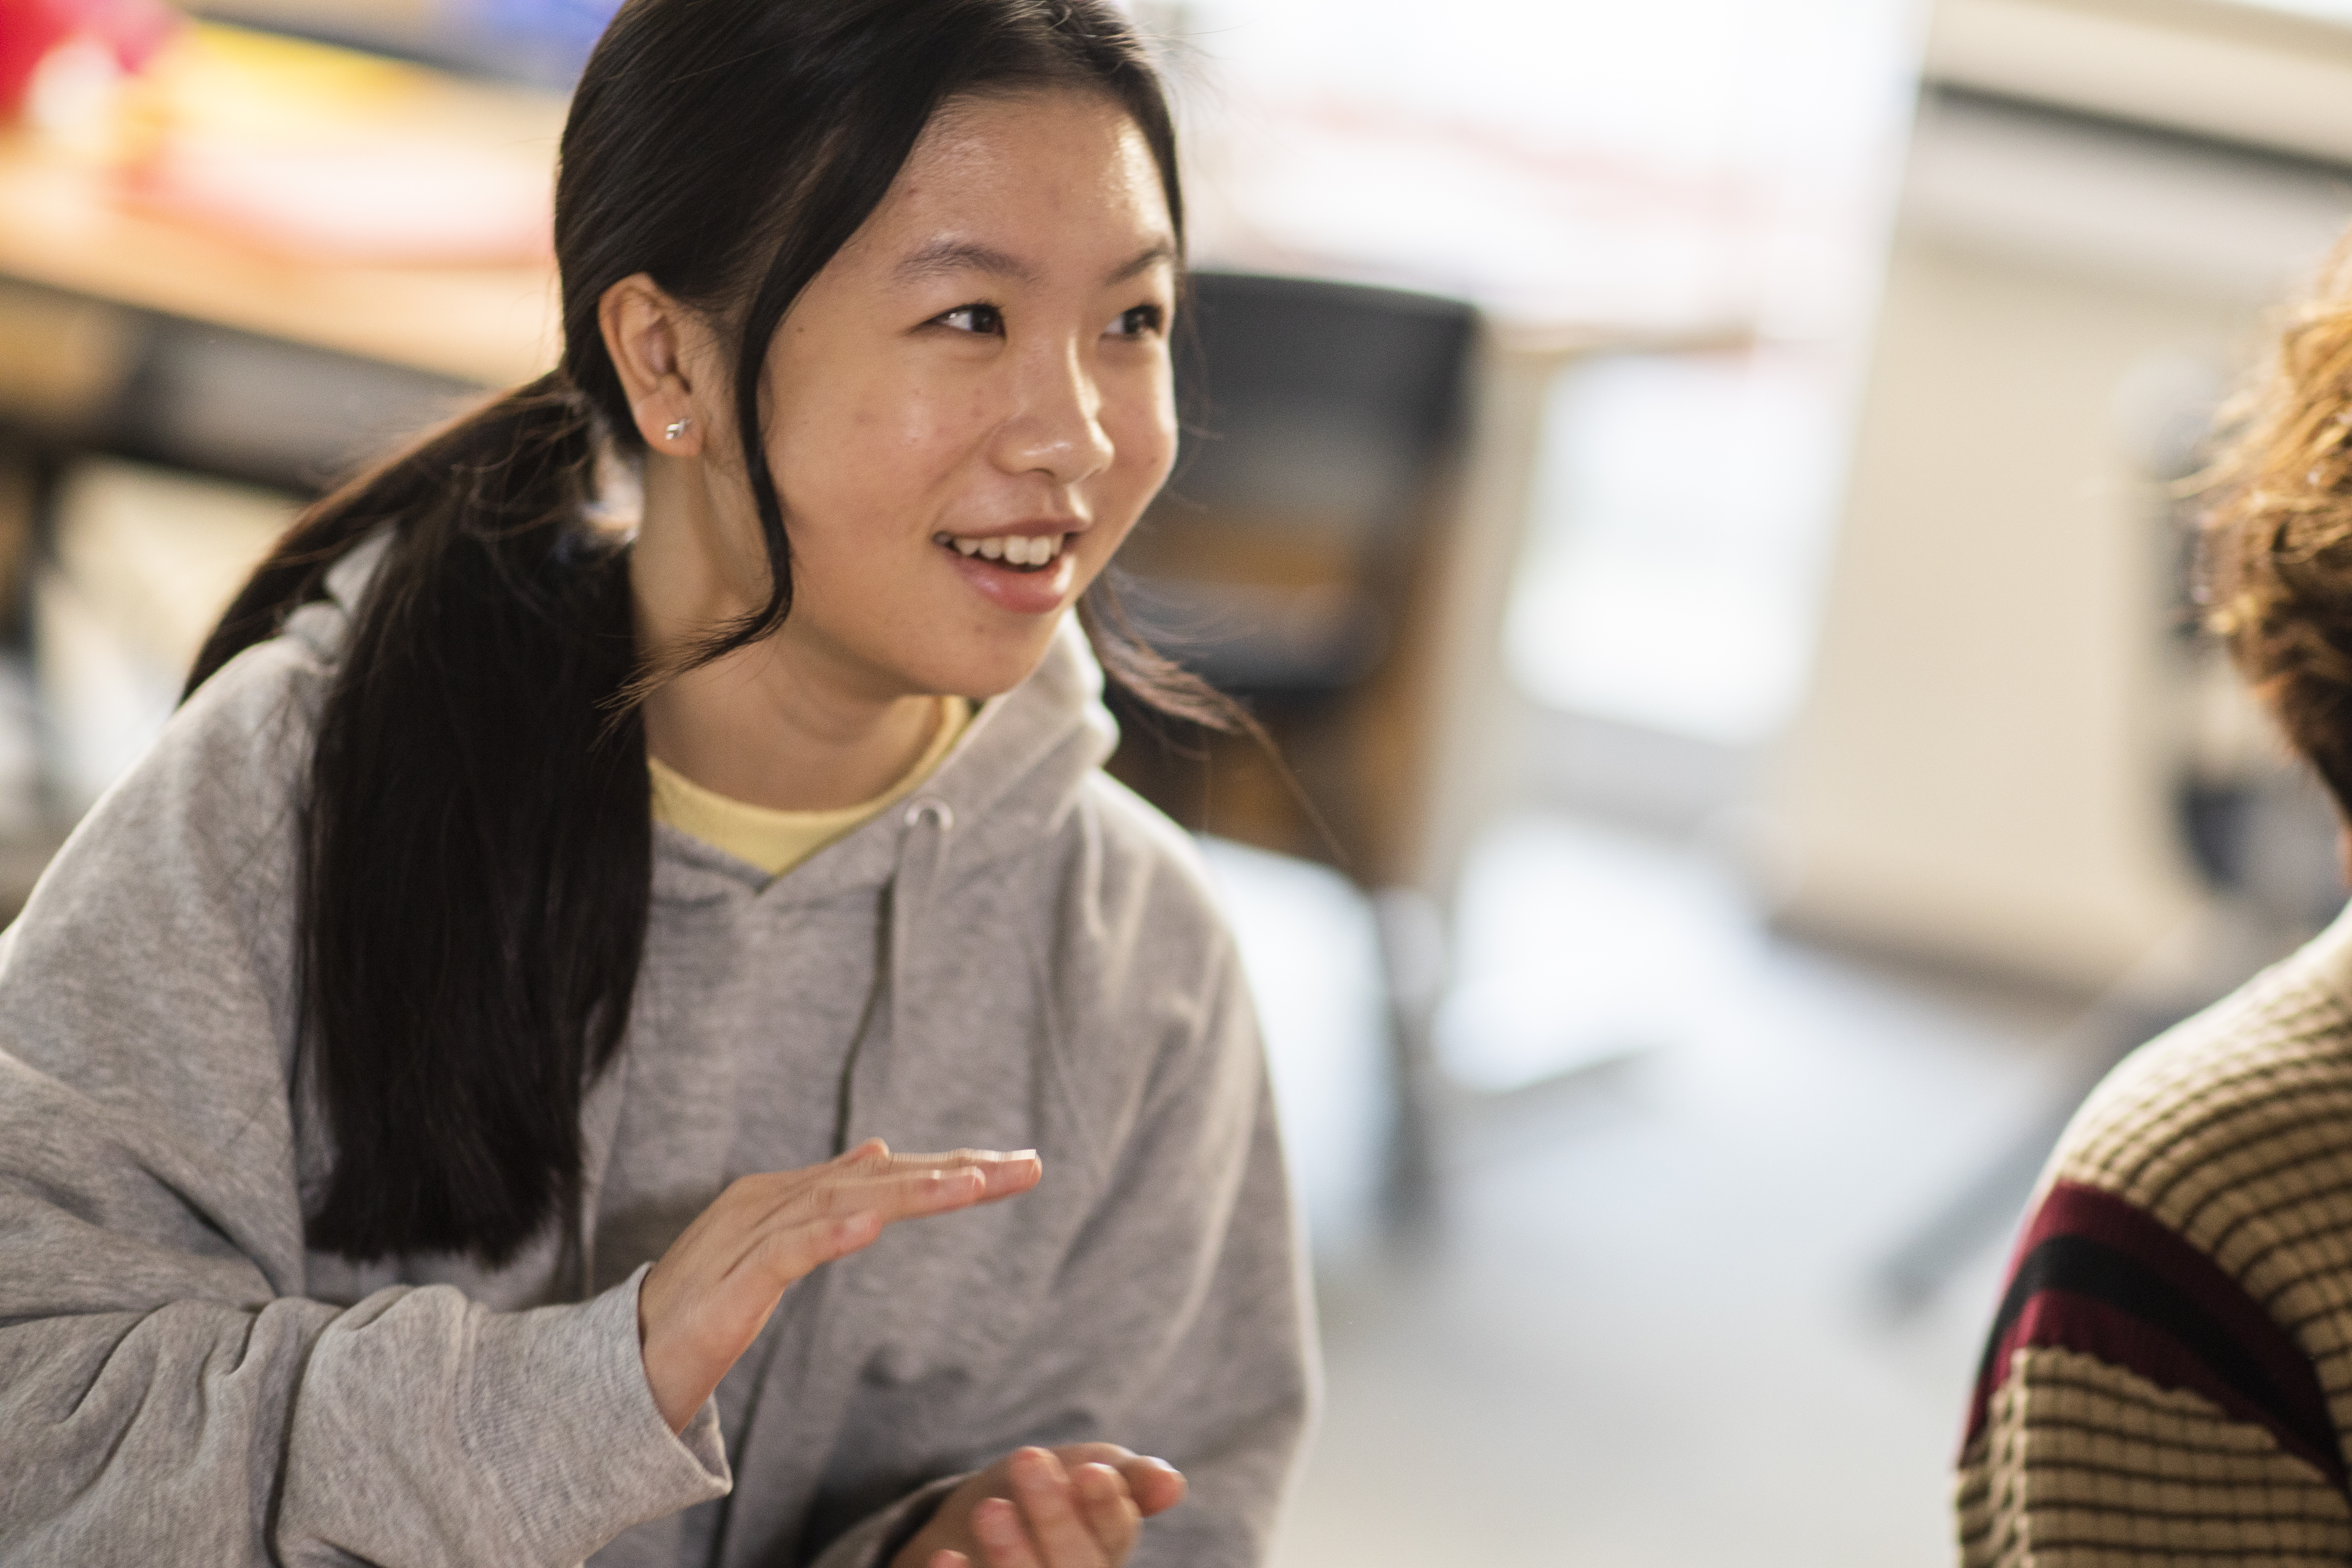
[
  {"left": 0, "top": 126, "right": 557, "bottom": 493},
  {"left": 0, "top": 113, "right": 560, "bottom": 885},
  {"left": 0, "top": 132, "right": 557, "bottom": 389}
]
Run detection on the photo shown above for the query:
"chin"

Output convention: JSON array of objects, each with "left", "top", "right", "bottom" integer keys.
[{"left": 913, "top": 628, "right": 1064, "bottom": 704}]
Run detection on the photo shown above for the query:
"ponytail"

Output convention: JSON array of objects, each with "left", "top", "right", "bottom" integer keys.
[{"left": 193, "top": 375, "right": 645, "bottom": 1264}]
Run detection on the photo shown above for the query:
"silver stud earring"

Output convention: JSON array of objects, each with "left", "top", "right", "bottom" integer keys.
[{"left": 664, "top": 417, "right": 691, "bottom": 442}]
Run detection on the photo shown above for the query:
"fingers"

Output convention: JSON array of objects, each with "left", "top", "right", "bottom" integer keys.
[
  {"left": 834, "top": 1141, "right": 1044, "bottom": 1204},
  {"left": 1117, "top": 1456, "right": 1185, "bottom": 1518},
  {"left": 972, "top": 1496, "right": 1040, "bottom": 1568},
  {"left": 682, "top": 1149, "right": 1045, "bottom": 1338},
  {"left": 1074, "top": 1462, "right": 1143, "bottom": 1558},
  {"left": 1037, "top": 1446, "right": 1184, "bottom": 1519},
  {"left": 969, "top": 1153, "right": 1043, "bottom": 1203},
  {"left": 702, "top": 1155, "right": 1040, "bottom": 1319},
  {"left": 836, "top": 1138, "right": 1028, "bottom": 1173},
  {"left": 965, "top": 1448, "right": 1140, "bottom": 1568},
  {"left": 640, "top": 1146, "right": 1042, "bottom": 1449},
  {"left": 839, "top": 1137, "right": 894, "bottom": 1172},
  {"left": 1010, "top": 1448, "right": 1110, "bottom": 1567},
  {"left": 822, "top": 1164, "right": 991, "bottom": 1222},
  {"left": 723, "top": 1155, "right": 1035, "bottom": 1246},
  {"left": 935, "top": 1445, "right": 1179, "bottom": 1568},
  {"left": 748, "top": 1209, "right": 884, "bottom": 1282}
]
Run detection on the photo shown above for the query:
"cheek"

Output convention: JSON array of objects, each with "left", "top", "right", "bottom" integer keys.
[
  {"left": 1104, "top": 382, "right": 1178, "bottom": 499},
  {"left": 766, "top": 374, "right": 984, "bottom": 530},
  {"left": 1076, "top": 395, "right": 1173, "bottom": 583}
]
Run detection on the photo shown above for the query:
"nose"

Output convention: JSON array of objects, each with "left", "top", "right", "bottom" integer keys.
[{"left": 992, "top": 336, "right": 1115, "bottom": 487}]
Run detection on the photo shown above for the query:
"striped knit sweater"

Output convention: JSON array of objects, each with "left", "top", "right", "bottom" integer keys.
[{"left": 1957, "top": 907, "right": 2352, "bottom": 1564}]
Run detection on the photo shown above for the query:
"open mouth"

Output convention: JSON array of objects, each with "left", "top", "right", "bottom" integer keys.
[{"left": 935, "top": 531, "right": 1070, "bottom": 574}]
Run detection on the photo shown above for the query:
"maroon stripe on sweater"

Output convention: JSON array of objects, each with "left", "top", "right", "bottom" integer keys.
[
  {"left": 1992, "top": 1287, "right": 2341, "bottom": 1477},
  {"left": 2037, "top": 1183, "right": 2325, "bottom": 1407},
  {"left": 1965, "top": 1180, "right": 2344, "bottom": 1490}
]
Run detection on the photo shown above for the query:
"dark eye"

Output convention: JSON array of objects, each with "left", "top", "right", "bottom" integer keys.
[
  {"left": 935, "top": 303, "right": 1004, "bottom": 335},
  {"left": 1108, "top": 304, "right": 1165, "bottom": 339}
]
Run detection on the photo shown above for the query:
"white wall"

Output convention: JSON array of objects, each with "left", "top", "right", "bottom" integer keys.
[{"left": 1769, "top": 87, "right": 2352, "bottom": 989}]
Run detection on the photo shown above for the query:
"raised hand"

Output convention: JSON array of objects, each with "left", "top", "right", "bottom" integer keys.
[
  {"left": 893, "top": 1444, "right": 1188, "bottom": 1568},
  {"left": 637, "top": 1139, "right": 1042, "bottom": 1433}
]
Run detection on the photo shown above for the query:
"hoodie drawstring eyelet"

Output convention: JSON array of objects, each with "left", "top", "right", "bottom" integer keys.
[{"left": 902, "top": 797, "right": 954, "bottom": 833}]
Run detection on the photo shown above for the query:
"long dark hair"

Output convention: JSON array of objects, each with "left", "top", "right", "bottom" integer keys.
[{"left": 185, "top": 0, "right": 1225, "bottom": 1266}]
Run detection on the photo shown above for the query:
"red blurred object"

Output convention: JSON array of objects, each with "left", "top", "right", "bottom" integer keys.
[{"left": 0, "top": 0, "right": 178, "bottom": 121}]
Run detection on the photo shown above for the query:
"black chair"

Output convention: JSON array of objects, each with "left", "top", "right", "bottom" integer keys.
[
  {"left": 1105, "top": 270, "right": 1479, "bottom": 1227},
  {"left": 1108, "top": 270, "right": 1477, "bottom": 876}
]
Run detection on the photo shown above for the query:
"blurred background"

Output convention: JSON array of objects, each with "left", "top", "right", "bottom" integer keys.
[{"left": 8, "top": 0, "right": 2352, "bottom": 1561}]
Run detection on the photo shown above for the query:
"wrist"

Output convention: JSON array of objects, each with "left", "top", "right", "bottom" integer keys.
[
  {"left": 633, "top": 1272, "right": 701, "bottom": 1436},
  {"left": 638, "top": 1336, "right": 701, "bottom": 1435}
]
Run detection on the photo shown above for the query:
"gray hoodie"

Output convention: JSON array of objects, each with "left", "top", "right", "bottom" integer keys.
[{"left": 0, "top": 545, "right": 1315, "bottom": 1568}]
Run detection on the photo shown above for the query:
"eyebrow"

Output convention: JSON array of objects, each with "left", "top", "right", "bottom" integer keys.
[
  {"left": 1105, "top": 241, "right": 1179, "bottom": 284},
  {"left": 896, "top": 239, "right": 1038, "bottom": 287},
  {"left": 893, "top": 238, "right": 1179, "bottom": 288}
]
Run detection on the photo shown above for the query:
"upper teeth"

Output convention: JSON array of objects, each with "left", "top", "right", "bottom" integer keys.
[{"left": 943, "top": 533, "right": 1065, "bottom": 566}]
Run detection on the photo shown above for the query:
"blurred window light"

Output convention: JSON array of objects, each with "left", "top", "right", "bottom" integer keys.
[
  {"left": 1170, "top": 0, "right": 1920, "bottom": 747},
  {"left": 1505, "top": 351, "right": 1848, "bottom": 746},
  {"left": 1174, "top": 0, "right": 1920, "bottom": 334}
]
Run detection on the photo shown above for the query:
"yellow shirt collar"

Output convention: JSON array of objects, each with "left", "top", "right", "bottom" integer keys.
[{"left": 648, "top": 696, "right": 970, "bottom": 878}]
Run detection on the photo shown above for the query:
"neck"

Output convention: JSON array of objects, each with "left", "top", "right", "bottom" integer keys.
[{"left": 631, "top": 456, "right": 939, "bottom": 812}]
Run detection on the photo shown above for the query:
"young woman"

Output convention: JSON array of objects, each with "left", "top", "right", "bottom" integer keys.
[
  {"left": 0, "top": 3, "right": 1313, "bottom": 1565},
  {"left": 1955, "top": 237, "right": 2352, "bottom": 1563}
]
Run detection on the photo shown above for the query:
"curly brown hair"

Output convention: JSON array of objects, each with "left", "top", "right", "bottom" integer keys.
[{"left": 2204, "top": 235, "right": 2352, "bottom": 818}]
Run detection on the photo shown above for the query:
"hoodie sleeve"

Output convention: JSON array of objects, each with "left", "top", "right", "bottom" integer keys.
[{"left": 0, "top": 632, "right": 729, "bottom": 1567}]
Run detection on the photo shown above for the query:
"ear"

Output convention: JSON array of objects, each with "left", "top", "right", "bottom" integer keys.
[{"left": 599, "top": 273, "right": 709, "bottom": 457}]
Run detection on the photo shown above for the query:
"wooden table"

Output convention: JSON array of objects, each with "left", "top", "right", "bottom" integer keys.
[{"left": 0, "top": 131, "right": 559, "bottom": 391}]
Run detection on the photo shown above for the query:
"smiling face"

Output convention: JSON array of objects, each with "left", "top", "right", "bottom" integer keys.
[{"left": 727, "top": 88, "right": 1179, "bottom": 703}]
